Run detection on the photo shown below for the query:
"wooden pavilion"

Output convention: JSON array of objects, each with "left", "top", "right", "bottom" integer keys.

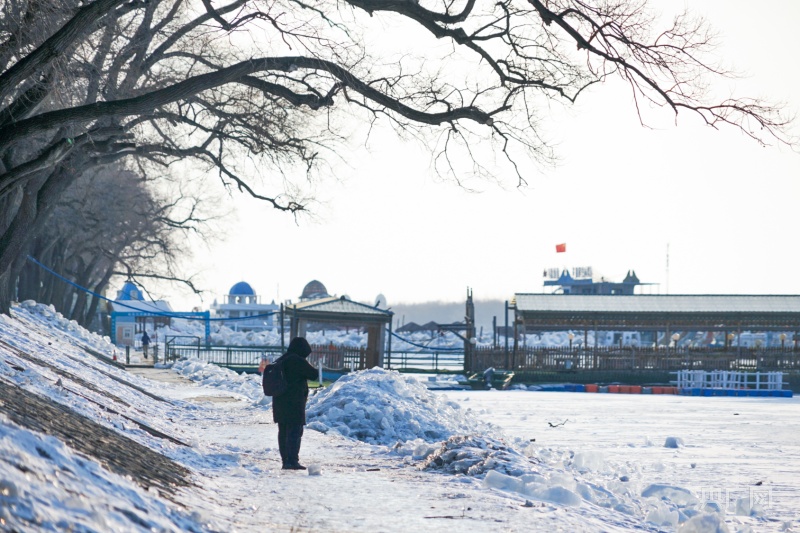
[
  {"left": 286, "top": 296, "right": 394, "bottom": 369},
  {"left": 513, "top": 294, "right": 800, "bottom": 348}
]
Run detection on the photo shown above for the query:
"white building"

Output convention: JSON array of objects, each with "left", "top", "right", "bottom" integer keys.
[{"left": 210, "top": 281, "right": 278, "bottom": 331}]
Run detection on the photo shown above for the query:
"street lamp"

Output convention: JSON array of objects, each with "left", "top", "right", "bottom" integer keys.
[
  {"left": 780, "top": 333, "right": 787, "bottom": 350},
  {"left": 568, "top": 332, "right": 575, "bottom": 352},
  {"left": 672, "top": 332, "right": 683, "bottom": 367}
]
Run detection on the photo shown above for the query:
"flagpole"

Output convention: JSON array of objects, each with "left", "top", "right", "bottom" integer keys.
[{"left": 666, "top": 242, "right": 670, "bottom": 295}]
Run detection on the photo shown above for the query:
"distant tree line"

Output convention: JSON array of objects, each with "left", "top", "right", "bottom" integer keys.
[
  {"left": 14, "top": 164, "right": 205, "bottom": 330},
  {"left": 0, "top": 0, "right": 793, "bottom": 318}
]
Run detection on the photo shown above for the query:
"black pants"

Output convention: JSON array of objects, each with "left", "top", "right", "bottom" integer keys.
[{"left": 277, "top": 423, "right": 304, "bottom": 465}]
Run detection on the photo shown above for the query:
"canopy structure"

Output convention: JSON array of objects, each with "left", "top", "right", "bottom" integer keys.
[
  {"left": 513, "top": 294, "right": 800, "bottom": 346},
  {"left": 287, "top": 296, "right": 394, "bottom": 369}
]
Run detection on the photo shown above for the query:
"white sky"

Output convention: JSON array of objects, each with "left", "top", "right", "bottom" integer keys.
[{"left": 159, "top": 0, "right": 800, "bottom": 312}]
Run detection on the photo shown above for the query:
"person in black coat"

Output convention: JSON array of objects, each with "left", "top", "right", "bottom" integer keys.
[
  {"left": 272, "top": 336, "right": 318, "bottom": 470},
  {"left": 141, "top": 330, "right": 151, "bottom": 359}
]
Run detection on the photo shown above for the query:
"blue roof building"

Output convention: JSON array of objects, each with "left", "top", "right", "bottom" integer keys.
[
  {"left": 544, "top": 269, "right": 654, "bottom": 295},
  {"left": 210, "top": 281, "right": 278, "bottom": 331},
  {"left": 110, "top": 280, "right": 173, "bottom": 348}
]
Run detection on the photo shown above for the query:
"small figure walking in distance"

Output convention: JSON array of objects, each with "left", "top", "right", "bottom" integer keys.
[{"left": 141, "top": 330, "right": 151, "bottom": 359}]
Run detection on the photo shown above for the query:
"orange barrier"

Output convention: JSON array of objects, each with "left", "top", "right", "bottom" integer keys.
[
  {"left": 619, "top": 385, "right": 631, "bottom": 393},
  {"left": 608, "top": 385, "right": 621, "bottom": 393},
  {"left": 584, "top": 384, "right": 599, "bottom": 393},
  {"left": 629, "top": 385, "right": 642, "bottom": 394}
]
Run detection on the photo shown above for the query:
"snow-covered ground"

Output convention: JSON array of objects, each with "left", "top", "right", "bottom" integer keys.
[{"left": 0, "top": 302, "right": 798, "bottom": 532}]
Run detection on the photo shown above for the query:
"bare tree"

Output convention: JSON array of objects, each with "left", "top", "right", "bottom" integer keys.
[
  {"left": 0, "top": 0, "right": 794, "bottom": 312},
  {"left": 17, "top": 164, "right": 208, "bottom": 328}
]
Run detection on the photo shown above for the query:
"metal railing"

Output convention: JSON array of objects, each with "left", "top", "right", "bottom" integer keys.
[
  {"left": 163, "top": 340, "right": 365, "bottom": 372},
  {"left": 387, "top": 350, "right": 464, "bottom": 372},
  {"left": 164, "top": 345, "right": 283, "bottom": 368},
  {"left": 161, "top": 339, "right": 800, "bottom": 377},
  {"left": 671, "top": 370, "right": 788, "bottom": 390},
  {"left": 472, "top": 345, "right": 800, "bottom": 373}
]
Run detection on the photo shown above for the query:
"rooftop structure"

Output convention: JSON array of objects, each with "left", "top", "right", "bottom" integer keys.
[
  {"left": 210, "top": 281, "right": 278, "bottom": 331},
  {"left": 300, "top": 280, "right": 330, "bottom": 301},
  {"left": 543, "top": 268, "right": 654, "bottom": 295}
]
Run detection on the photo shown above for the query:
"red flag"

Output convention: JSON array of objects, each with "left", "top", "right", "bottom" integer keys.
[{"left": 555, "top": 243, "right": 566, "bottom": 253}]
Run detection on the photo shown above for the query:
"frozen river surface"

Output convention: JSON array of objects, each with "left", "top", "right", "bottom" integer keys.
[{"left": 448, "top": 390, "right": 800, "bottom": 527}]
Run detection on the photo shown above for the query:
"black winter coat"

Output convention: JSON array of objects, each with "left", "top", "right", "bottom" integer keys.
[{"left": 271, "top": 352, "right": 318, "bottom": 425}]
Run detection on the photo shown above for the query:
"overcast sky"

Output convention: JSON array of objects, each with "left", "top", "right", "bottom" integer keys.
[{"left": 152, "top": 0, "right": 800, "bottom": 312}]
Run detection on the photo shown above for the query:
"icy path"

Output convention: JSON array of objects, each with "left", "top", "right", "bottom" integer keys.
[{"left": 157, "top": 385, "right": 643, "bottom": 532}]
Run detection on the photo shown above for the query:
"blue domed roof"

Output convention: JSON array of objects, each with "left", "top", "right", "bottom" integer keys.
[
  {"left": 229, "top": 281, "right": 256, "bottom": 296},
  {"left": 118, "top": 281, "right": 141, "bottom": 301}
]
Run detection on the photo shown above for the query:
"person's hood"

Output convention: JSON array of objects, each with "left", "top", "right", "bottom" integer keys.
[{"left": 287, "top": 337, "right": 312, "bottom": 358}]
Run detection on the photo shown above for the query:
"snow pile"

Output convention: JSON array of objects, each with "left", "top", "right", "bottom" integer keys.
[
  {"left": 0, "top": 423, "right": 207, "bottom": 532},
  {"left": 305, "top": 368, "right": 494, "bottom": 445},
  {"left": 163, "top": 318, "right": 372, "bottom": 348},
  {"left": 15, "top": 300, "right": 117, "bottom": 356},
  {"left": 422, "top": 435, "right": 536, "bottom": 477},
  {"left": 155, "top": 319, "right": 281, "bottom": 347},
  {"left": 171, "top": 357, "right": 266, "bottom": 403}
]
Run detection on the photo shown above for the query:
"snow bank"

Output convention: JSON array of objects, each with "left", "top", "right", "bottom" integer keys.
[
  {"left": 0, "top": 422, "right": 207, "bottom": 532},
  {"left": 171, "top": 357, "right": 266, "bottom": 403},
  {"left": 305, "top": 368, "right": 494, "bottom": 445},
  {"left": 15, "top": 300, "right": 117, "bottom": 356}
]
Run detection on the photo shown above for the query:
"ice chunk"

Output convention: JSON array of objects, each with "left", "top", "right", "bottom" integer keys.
[
  {"left": 571, "top": 451, "right": 607, "bottom": 473},
  {"left": 641, "top": 484, "right": 699, "bottom": 506},
  {"left": 664, "top": 436, "right": 685, "bottom": 448},
  {"left": 483, "top": 470, "right": 524, "bottom": 493},
  {"left": 645, "top": 501, "right": 680, "bottom": 527},
  {"left": 735, "top": 496, "right": 763, "bottom": 517},
  {"left": 526, "top": 485, "right": 582, "bottom": 507},
  {"left": 677, "top": 513, "right": 729, "bottom": 533}
]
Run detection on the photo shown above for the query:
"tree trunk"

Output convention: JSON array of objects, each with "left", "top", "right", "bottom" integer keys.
[
  {"left": 0, "top": 158, "right": 85, "bottom": 315},
  {"left": 70, "top": 254, "right": 101, "bottom": 323},
  {"left": 82, "top": 264, "right": 115, "bottom": 330}
]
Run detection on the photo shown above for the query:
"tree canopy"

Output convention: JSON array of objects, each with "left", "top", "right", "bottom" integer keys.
[{"left": 0, "top": 0, "right": 793, "bottom": 313}]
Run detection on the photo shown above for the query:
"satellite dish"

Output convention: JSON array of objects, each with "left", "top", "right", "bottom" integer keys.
[{"left": 374, "top": 293, "right": 387, "bottom": 308}]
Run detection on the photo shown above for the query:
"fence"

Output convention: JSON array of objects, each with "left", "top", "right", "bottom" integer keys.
[
  {"left": 387, "top": 350, "right": 464, "bottom": 372},
  {"left": 163, "top": 338, "right": 366, "bottom": 372},
  {"left": 472, "top": 345, "right": 800, "bottom": 373},
  {"left": 161, "top": 339, "right": 800, "bottom": 382},
  {"left": 305, "top": 345, "right": 366, "bottom": 372}
]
